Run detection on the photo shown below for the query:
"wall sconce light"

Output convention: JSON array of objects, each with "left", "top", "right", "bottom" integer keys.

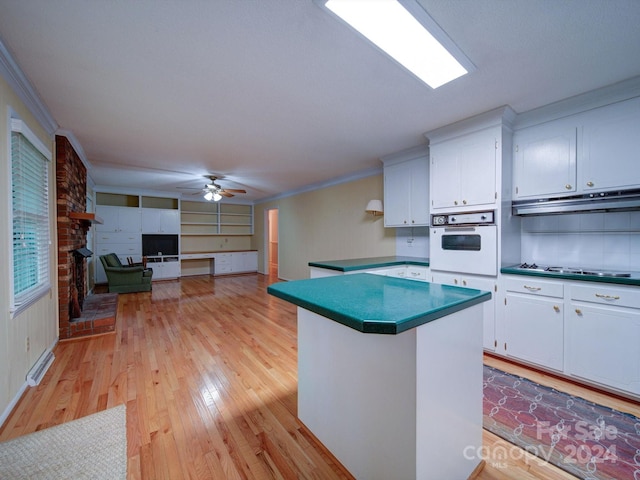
[{"left": 365, "top": 199, "right": 384, "bottom": 216}]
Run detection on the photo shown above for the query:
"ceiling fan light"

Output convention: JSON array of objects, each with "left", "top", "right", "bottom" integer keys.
[
  {"left": 204, "top": 191, "right": 214, "bottom": 201},
  {"left": 212, "top": 192, "right": 222, "bottom": 202}
]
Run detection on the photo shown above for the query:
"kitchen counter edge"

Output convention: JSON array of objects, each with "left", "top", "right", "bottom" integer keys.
[
  {"left": 308, "top": 256, "right": 429, "bottom": 272},
  {"left": 501, "top": 266, "right": 640, "bottom": 286},
  {"left": 267, "top": 273, "right": 490, "bottom": 335}
]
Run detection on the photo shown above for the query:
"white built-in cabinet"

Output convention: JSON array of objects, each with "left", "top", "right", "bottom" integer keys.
[
  {"left": 431, "top": 272, "right": 497, "bottom": 352},
  {"left": 512, "top": 121, "right": 577, "bottom": 198},
  {"left": 513, "top": 96, "right": 640, "bottom": 199},
  {"left": 430, "top": 129, "right": 498, "bottom": 210},
  {"left": 581, "top": 96, "right": 640, "bottom": 192},
  {"left": 95, "top": 193, "right": 181, "bottom": 283},
  {"left": 146, "top": 256, "right": 180, "bottom": 280},
  {"left": 381, "top": 146, "right": 429, "bottom": 227},
  {"left": 95, "top": 205, "right": 142, "bottom": 233},
  {"left": 426, "top": 106, "right": 515, "bottom": 213},
  {"left": 231, "top": 251, "right": 258, "bottom": 274},
  {"left": 502, "top": 277, "right": 564, "bottom": 371},
  {"left": 500, "top": 275, "right": 640, "bottom": 398},
  {"left": 141, "top": 208, "right": 180, "bottom": 234},
  {"left": 567, "top": 283, "right": 640, "bottom": 396}
]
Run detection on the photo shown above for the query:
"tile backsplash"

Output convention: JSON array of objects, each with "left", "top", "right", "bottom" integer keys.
[{"left": 520, "top": 211, "right": 640, "bottom": 271}]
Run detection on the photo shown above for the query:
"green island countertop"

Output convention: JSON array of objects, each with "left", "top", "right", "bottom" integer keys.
[
  {"left": 267, "top": 273, "right": 490, "bottom": 334},
  {"left": 308, "top": 256, "right": 429, "bottom": 272}
]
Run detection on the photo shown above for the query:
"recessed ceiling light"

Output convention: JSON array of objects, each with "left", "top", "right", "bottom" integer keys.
[{"left": 321, "top": 0, "right": 474, "bottom": 89}]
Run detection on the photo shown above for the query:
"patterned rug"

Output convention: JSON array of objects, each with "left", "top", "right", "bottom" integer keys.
[
  {"left": 0, "top": 404, "right": 126, "bottom": 479},
  {"left": 483, "top": 365, "right": 640, "bottom": 480}
]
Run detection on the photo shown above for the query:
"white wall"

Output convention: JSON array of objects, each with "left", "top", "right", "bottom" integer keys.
[
  {"left": 520, "top": 211, "right": 640, "bottom": 271},
  {"left": 395, "top": 227, "right": 429, "bottom": 258},
  {"left": 0, "top": 75, "right": 58, "bottom": 424}
]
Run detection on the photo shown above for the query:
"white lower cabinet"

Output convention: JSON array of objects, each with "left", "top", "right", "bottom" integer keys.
[
  {"left": 213, "top": 251, "right": 257, "bottom": 275},
  {"left": 231, "top": 251, "right": 258, "bottom": 273},
  {"left": 503, "top": 278, "right": 564, "bottom": 371},
  {"left": 431, "top": 272, "right": 497, "bottom": 351},
  {"left": 567, "top": 283, "right": 640, "bottom": 396},
  {"left": 499, "top": 276, "right": 640, "bottom": 398},
  {"left": 147, "top": 256, "right": 180, "bottom": 280}
]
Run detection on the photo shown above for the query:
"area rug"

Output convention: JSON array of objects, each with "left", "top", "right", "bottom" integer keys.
[
  {"left": 0, "top": 404, "right": 126, "bottom": 479},
  {"left": 483, "top": 365, "right": 640, "bottom": 479}
]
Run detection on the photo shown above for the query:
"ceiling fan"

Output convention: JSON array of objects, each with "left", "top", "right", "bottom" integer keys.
[{"left": 181, "top": 175, "right": 247, "bottom": 201}]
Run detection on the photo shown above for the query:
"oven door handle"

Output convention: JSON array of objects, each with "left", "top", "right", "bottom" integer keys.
[{"left": 444, "top": 227, "right": 477, "bottom": 232}]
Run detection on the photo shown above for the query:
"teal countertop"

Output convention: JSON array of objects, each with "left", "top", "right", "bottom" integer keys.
[
  {"left": 501, "top": 265, "right": 640, "bottom": 286},
  {"left": 308, "top": 256, "right": 429, "bottom": 272},
  {"left": 267, "top": 273, "right": 490, "bottom": 334}
]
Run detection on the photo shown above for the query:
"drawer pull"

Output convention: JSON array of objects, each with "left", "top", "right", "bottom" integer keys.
[
  {"left": 553, "top": 305, "right": 560, "bottom": 312},
  {"left": 524, "top": 285, "right": 541, "bottom": 291},
  {"left": 594, "top": 293, "right": 620, "bottom": 300}
]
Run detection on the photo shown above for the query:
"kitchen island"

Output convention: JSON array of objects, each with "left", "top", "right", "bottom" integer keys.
[{"left": 267, "top": 273, "right": 490, "bottom": 480}]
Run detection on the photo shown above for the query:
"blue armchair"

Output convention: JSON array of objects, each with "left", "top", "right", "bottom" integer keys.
[{"left": 99, "top": 253, "right": 153, "bottom": 293}]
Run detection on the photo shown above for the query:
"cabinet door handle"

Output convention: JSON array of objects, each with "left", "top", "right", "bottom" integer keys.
[
  {"left": 586, "top": 181, "right": 594, "bottom": 187},
  {"left": 454, "top": 201, "right": 458, "bottom": 206},
  {"left": 462, "top": 200, "right": 467, "bottom": 205},
  {"left": 595, "top": 293, "right": 620, "bottom": 300},
  {"left": 565, "top": 184, "right": 572, "bottom": 190},
  {"left": 454, "top": 279, "right": 458, "bottom": 285},
  {"left": 553, "top": 305, "right": 560, "bottom": 312},
  {"left": 462, "top": 280, "right": 467, "bottom": 286},
  {"left": 575, "top": 308, "right": 582, "bottom": 315},
  {"left": 524, "top": 285, "right": 541, "bottom": 291}
]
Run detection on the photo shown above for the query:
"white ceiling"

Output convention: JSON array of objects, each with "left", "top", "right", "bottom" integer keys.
[{"left": 1, "top": 0, "right": 639, "bottom": 202}]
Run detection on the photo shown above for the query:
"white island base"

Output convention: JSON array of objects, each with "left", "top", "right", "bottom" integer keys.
[{"left": 297, "top": 304, "right": 484, "bottom": 480}]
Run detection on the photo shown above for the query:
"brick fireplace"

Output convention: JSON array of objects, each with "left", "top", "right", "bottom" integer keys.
[{"left": 56, "top": 135, "right": 116, "bottom": 339}]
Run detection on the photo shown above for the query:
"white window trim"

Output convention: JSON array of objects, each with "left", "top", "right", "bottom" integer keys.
[{"left": 9, "top": 114, "right": 52, "bottom": 317}]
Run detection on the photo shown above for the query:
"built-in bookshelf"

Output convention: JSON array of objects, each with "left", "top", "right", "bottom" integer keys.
[{"left": 180, "top": 200, "right": 253, "bottom": 237}]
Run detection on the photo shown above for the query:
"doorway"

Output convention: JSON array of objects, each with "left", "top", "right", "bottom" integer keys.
[{"left": 266, "top": 208, "right": 279, "bottom": 278}]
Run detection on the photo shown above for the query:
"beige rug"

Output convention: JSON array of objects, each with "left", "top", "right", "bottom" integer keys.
[{"left": 0, "top": 404, "right": 126, "bottom": 479}]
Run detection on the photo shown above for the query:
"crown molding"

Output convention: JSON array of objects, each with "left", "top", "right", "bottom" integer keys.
[
  {"left": 255, "top": 165, "right": 382, "bottom": 205},
  {"left": 0, "top": 35, "right": 57, "bottom": 135}
]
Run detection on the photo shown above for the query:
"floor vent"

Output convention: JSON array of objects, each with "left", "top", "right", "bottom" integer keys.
[{"left": 26, "top": 350, "right": 55, "bottom": 386}]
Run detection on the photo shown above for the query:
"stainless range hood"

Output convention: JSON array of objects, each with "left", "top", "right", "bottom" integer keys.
[{"left": 512, "top": 188, "right": 640, "bottom": 216}]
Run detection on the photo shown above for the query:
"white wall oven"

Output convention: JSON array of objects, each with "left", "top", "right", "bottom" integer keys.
[{"left": 430, "top": 210, "right": 497, "bottom": 276}]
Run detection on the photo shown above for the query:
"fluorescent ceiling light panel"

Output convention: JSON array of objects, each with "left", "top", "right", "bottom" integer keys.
[{"left": 324, "top": 0, "right": 473, "bottom": 88}]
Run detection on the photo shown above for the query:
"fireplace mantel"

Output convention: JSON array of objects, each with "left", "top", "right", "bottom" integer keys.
[{"left": 69, "top": 212, "right": 104, "bottom": 224}]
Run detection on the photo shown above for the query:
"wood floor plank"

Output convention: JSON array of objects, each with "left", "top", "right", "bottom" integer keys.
[{"left": 2, "top": 273, "right": 638, "bottom": 479}]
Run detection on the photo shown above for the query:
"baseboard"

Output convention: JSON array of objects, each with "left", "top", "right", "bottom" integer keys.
[
  {"left": 0, "top": 338, "right": 58, "bottom": 428},
  {"left": 0, "top": 382, "right": 28, "bottom": 428}
]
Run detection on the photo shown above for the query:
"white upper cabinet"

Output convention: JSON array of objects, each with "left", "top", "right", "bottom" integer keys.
[
  {"left": 512, "top": 121, "right": 577, "bottom": 199},
  {"left": 95, "top": 205, "right": 141, "bottom": 233},
  {"left": 382, "top": 147, "right": 429, "bottom": 227},
  {"left": 430, "top": 128, "right": 498, "bottom": 210},
  {"left": 141, "top": 208, "right": 180, "bottom": 234},
  {"left": 581, "top": 96, "right": 640, "bottom": 192},
  {"left": 512, "top": 95, "right": 640, "bottom": 199}
]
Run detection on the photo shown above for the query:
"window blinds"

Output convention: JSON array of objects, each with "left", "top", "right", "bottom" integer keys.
[{"left": 11, "top": 118, "right": 51, "bottom": 315}]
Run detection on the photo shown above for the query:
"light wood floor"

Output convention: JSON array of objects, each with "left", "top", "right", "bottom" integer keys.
[{"left": 1, "top": 274, "right": 638, "bottom": 479}]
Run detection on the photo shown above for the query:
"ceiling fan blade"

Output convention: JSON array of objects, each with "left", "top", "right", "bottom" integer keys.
[
  {"left": 222, "top": 189, "right": 246, "bottom": 194},
  {"left": 220, "top": 191, "right": 234, "bottom": 197}
]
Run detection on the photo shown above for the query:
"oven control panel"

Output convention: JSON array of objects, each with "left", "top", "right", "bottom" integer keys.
[{"left": 431, "top": 210, "right": 495, "bottom": 226}]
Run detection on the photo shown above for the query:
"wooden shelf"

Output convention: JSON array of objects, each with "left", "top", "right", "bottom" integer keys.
[{"left": 69, "top": 212, "right": 104, "bottom": 224}]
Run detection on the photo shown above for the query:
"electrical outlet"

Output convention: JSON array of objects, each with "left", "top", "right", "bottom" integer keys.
[{"left": 26, "top": 336, "right": 30, "bottom": 352}]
